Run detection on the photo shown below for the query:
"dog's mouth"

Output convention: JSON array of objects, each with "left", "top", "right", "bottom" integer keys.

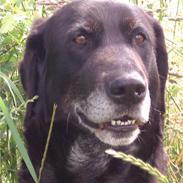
[
  {"left": 98, "top": 116, "right": 142, "bottom": 132},
  {"left": 76, "top": 108, "right": 143, "bottom": 132}
]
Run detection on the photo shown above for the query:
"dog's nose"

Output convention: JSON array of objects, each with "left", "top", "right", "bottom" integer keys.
[{"left": 107, "top": 77, "right": 146, "bottom": 104}]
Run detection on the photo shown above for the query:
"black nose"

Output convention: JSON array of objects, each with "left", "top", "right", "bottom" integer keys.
[{"left": 107, "top": 77, "right": 146, "bottom": 105}]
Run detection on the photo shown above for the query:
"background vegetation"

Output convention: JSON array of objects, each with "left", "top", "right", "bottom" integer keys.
[{"left": 0, "top": 0, "right": 182, "bottom": 182}]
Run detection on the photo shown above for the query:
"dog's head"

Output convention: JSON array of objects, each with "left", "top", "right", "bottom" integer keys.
[{"left": 20, "top": 0, "right": 168, "bottom": 147}]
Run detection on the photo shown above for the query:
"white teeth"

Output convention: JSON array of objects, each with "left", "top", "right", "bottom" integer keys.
[
  {"left": 110, "top": 120, "right": 136, "bottom": 126},
  {"left": 131, "top": 120, "right": 135, "bottom": 125},
  {"left": 117, "top": 120, "right": 121, "bottom": 125},
  {"left": 111, "top": 120, "right": 116, "bottom": 126},
  {"left": 121, "top": 121, "right": 125, "bottom": 125}
]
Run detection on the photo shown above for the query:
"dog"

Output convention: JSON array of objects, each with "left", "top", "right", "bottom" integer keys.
[{"left": 19, "top": 0, "right": 168, "bottom": 182}]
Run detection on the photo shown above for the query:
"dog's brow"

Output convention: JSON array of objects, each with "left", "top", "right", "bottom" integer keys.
[
  {"left": 68, "top": 20, "right": 101, "bottom": 34},
  {"left": 121, "top": 18, "right": 136, "bottom": 29}
]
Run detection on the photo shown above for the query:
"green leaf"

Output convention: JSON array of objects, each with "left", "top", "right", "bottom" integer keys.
[
  {"left": 0, "top": 15, "right": 17, "bottom": 33},
  {"left": 0, "top": 97, "right": 38, "bottom": 183},
  {"left": 0, "top": 13, "right": 27, "bottom": 34},
  {"left": 0, "top": 71, "right": 25, "bottom": 105}
]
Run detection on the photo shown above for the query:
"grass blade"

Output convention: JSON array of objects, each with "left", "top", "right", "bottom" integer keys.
[
  {"left": 106, "top": 149, "right": 169, "bottom": 183},
  {"left": 0, "top": 97, "right": 38, "bottom": 183},
  {"left": 0, "top": 71, "right": 25, "bottom": 105},
  {"left": 38, "top": 104, "right": 57, "bottom": 183}
]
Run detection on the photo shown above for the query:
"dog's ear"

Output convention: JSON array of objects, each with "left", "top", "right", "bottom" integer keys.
[
  {"left": 152, "top": 20, "right": 168, "bottom": 114},
  {"left": 145, "top": 11, "right": 168, "bottom": 113},
  {"left": 19, "top": 19, "right": 46, "bottom": 99},
  {"left": 144, "top": 11, "right": 168, "bottom": 114}
]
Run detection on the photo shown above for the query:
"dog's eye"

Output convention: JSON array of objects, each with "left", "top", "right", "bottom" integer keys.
[
  {"left": 134, "top": 33, "right": 146, "bottom": 45},
  {"left": 73, "top": 35, "right": 88, "bottom": 45}
]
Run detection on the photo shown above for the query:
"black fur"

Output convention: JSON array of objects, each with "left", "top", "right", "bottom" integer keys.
[{"left": 19, "top": 1, "right": 168, "bottom": 182}]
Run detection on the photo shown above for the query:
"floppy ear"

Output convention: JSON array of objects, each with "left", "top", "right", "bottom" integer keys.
[
  {"left": 153, "top": 20, "right": 168, "bottom": 114},
  {"left": 145, "top": 11, "right": 168, "bottom": 113},
  {"left": 146, "top": 15, "right": 168, "bottom": 114},
  {"left": 19, "top": 19, "right": 46, "bottom": 99}
]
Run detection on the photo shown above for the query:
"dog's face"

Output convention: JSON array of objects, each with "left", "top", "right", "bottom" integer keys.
[{"left": 20, "top": 0, "right": 168, "bottom": 147}]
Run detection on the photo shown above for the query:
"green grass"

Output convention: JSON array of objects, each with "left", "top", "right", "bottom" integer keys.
[
  {"left": 0, "top": 0, "right": 183, "bottom": 182},
  {"left": 106, "top": 149, "right": 169, "bottom": 183},
  {"left": 0, "top": 97, "right": 38, "bottom": 183}
]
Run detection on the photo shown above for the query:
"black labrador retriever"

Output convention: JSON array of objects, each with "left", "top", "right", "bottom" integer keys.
[{"left": 19, "top": 0, "right": 168, "bottom": 182}]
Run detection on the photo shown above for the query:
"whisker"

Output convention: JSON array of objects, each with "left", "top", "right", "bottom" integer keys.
[
  {"left": 137, "top": 135, "right": 143, "bottom": 144},
  {"left": 66, "top": 112, "right": 71, "bottom": 134},
  {"left": 151, "top": 107, "right": 162, "bottom": 114}
]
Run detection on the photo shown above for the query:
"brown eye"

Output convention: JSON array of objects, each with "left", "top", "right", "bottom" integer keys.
[
  {"left": 74, "top": 35, "right": 88, "bottom": 45},
  {"left": 134, "top": 33, "right": 146, "bottom": 45}
]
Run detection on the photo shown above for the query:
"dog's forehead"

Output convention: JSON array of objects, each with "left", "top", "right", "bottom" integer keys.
[
  {"left": 46, "top": 0, "right": 154, "bottom": 45},
  {"left": 61, "top": 0, "right": 150, "bottom": 31},
  {"left": 73, "top": 0, "right": 137, "bottom": 21}
]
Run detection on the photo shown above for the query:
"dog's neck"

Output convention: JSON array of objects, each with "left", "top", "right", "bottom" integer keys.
[
  {"left": 66, "top": 133, "right": 138, "bottom": 181},
  {"left": 66, "top": 135, "right": 110, "bottom": 176}
]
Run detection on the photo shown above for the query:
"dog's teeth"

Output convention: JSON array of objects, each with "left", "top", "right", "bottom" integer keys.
[
  {"left": 132, "top": 120, "right": 135, "bottom": 124},
  {"left": 121, "top": 121, "right": 125, "bottom": 125},
  {"left": 111, "top": 120, "right": 116, "bottom": 126},
  {"left": 128, "top": 120, "right": 132, "bottom": 125},
  {"left": 117, "top": 120, "right": 121, "bottom": 125},
  {"left": 110, "top": 119, "right": 137, "bottom": 126}
]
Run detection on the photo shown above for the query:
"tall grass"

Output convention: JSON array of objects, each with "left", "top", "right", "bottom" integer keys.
[
  {"left": 106, "top": 149, "right": 169, "bottom": 183},
  {"left": 0, "top": 0, "right": 183, "bottom": 182}
]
